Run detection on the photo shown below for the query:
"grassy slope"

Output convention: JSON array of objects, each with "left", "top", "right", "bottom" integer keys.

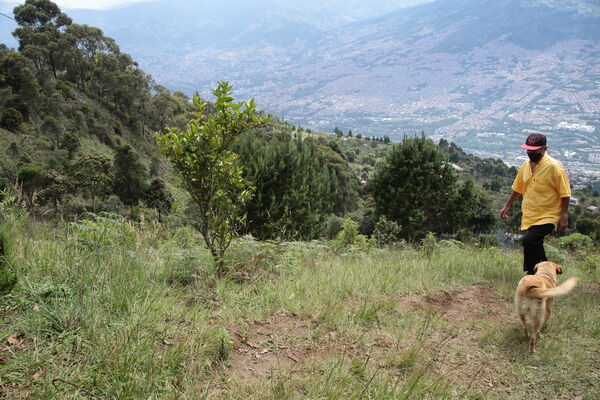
[{"left": 0, "top": 216, "right": 598, "bottom": 399}]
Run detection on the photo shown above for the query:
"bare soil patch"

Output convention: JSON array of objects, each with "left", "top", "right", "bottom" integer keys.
[
  {"left": 228, "top": 285, "right": 518, "bottom": 391},
  {"left": 395, "top": 284, "right": 512, "bottom": 323},
  {"left": 230, "top": 311, "right": 364, "bottom": 381}
]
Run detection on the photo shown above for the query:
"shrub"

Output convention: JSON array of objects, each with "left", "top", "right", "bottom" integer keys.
[
  {"left": 68, "top": 212, "right": 136, "bottom": 249},
  {"left": 0, "top": 226, "right": 17, "bottom": 295},
  {"left": 0, "top": 107, "right": 24, "bottom": 131},
  {"left": 544, "top": 243, "right": 567, "bottom": 265},
  {"left": 420, "top": 232, "right": 437, "bottom": 258},
  {"left": 478, "top": 233, "right": 500, "bottom": 248},
  {"left": 323, "top": 214, "right": 345, "bottom": 240},
  {"left": 558, "top": 233, "right": 593, "bottom": 252},
  {"left": 333, "top": 218, "right": 359, "bottom": 249},
  {"left": 333, "top": 218, "right": 371, "bottom": 251},
  {"left": 100, "top": 195, "right": 125, "bottom": 214},
  {"left": 582, "top": 256, "right": 598, "bottom": 274},
  {"left": 438, "top": 239, "right": 465, "bottom": 250},
  {"left": 373, "top": 215, "right": 402, "bottom": 246}
]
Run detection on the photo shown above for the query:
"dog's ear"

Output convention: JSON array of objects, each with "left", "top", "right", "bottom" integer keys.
[
  {"left": 533, "top": 263, "right": 539, "bottom": 272},
  {"left": 555, "top": 264, "right": 563, "bottom": 275}
]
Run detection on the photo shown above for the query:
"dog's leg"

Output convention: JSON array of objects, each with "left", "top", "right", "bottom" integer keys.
[
  {"left": 518, "top": 312, "right": 529, "bottom": 338},
  {"left": 530, "top": 309, "right": 545, "bottom": 352},
  {"left": 543, "top": 299, "right": 553, "bottom": 328}
]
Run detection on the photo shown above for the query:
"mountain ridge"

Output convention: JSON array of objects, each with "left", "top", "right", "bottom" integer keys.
[{"left": 1, "top": 0, "right": 599, "bottom": 174}]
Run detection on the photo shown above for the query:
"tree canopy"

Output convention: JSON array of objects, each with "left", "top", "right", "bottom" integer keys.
[{"left": 369, "top": 134, "right": 494, "bottom": 240}]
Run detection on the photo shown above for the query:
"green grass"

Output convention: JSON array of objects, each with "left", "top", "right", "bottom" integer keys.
[{"left": 1, "top": 216, "right": 598, "bottom": 399}]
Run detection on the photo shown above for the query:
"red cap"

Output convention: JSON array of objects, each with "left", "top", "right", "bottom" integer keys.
[{"left": 520, "top": 133, "right": 546, "bottom": 150}]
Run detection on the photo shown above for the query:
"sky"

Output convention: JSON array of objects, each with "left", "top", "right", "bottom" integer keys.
[{"left": 7, "top": 0, "right": 156, "bottom": 10}]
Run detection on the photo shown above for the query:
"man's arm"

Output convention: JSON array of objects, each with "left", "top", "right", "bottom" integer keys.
[
  {"left": 558, "top": 197, "right": 569, "bottom": 232},
  {"left": 500, "top": 190, "right": 521, "bottom": 219}
]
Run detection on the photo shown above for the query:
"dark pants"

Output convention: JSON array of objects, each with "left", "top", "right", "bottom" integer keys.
[{"left": 521, "top": 224, "right": 555, "bottom": 274}]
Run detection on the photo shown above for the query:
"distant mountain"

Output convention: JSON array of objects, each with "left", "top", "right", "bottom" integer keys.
[{"left": 1, "top": 0, "right": 599, "bottom": 174}]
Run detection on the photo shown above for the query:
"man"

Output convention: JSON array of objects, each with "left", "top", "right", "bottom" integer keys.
[{"left": 500, "top": 133, "right": 571, "bottom": 274}]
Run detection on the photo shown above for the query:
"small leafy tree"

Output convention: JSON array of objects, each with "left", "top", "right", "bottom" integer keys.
[
  {"left": 69, "top": 154, "right": 113, "bottom": 211},
  {"left": 157, "top": 81, "right": 269, "bottom": 270}
]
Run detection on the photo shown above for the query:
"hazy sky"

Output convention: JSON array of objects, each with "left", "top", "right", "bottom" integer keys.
[{"left": 9, "top": 0, "right": 156, "bottom": 10}]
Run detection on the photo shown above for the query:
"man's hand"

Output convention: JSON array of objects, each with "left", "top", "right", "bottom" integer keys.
[
  {"left": 500, "top": 191, "right": 521, "bottom": 220},
  {"left": 500, "top": 205, "right": 510, "bottom": 219},
  {"left": 558, "top": 213, "right": 568, "bottom": 232}
]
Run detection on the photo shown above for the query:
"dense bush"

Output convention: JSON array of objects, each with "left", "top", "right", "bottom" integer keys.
[
  {"left": 333, "top": 218, "right": 371, "bottom": 251},
  {"left": 558, "top": 232, "right": 593, "bottom": 252}
]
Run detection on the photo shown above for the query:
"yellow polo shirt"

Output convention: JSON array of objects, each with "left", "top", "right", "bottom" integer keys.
[{"left": 512, "top": 154, "right": 571, "bottom": 230}]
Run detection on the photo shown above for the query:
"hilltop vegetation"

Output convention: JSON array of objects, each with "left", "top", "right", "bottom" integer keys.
[
  {"left": 0, "top": 0, "right": 198, "bottom": 217},
  {"left": 1, "top": 0, "right": 599, "bottom": 243}
]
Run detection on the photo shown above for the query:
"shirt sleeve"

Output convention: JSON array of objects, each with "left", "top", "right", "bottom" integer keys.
[
  {"left": 555, "top": 164, "right": 571, "bottom": 198},
  {"left": 511, "top": 164, "right": 525, "bottom": 194}
]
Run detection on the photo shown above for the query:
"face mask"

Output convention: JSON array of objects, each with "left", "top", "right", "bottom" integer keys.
[{"left": 527, "top": 151, "right": 543, "bottom": 162}]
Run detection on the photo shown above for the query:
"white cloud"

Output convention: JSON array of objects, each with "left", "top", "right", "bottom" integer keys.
[{"left": 10, "top": 0, "right": 157, "bottom": 10}]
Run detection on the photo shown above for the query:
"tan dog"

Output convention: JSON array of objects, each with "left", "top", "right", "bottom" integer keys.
[{"left": 514, "top": 261, "right": 579, "bottom": 352}]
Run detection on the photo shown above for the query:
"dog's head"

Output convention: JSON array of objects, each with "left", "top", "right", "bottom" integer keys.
[{"left": 534, "top": 261, "right": 562, "bottom": 280}]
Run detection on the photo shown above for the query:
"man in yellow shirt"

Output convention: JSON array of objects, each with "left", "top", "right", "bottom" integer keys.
[{"left": 500, "top": 133, "right": 571, "bottom": 274}]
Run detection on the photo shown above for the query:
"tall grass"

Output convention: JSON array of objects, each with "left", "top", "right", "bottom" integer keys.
[{"left": 0, "top": 216, "right": 598, "bottom": 399}]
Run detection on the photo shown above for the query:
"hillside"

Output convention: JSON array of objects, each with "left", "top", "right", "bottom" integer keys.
[{"left": 5, "top": 0, "right": 596, "bottom": 174}]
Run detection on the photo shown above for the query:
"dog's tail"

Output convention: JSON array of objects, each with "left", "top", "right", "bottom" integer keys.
[{"left": 529, "top": 277, "right": 580, "bottom": 299}]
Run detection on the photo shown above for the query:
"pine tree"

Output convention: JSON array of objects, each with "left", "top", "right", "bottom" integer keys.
[
  {"left": 235, "top": 129, "right": 358, "bottom": 240},
  {"left": 369, "top": 134, "right": 493, "bottom": 241}
]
